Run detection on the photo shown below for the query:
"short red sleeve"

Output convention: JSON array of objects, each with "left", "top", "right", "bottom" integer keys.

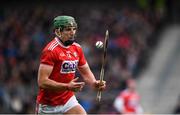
[
  {"left": 78, "top": 48, "right": 87, "bottom": 66},
  {"left": 40, "top": 50, "right": 55, "bottom": 66}
]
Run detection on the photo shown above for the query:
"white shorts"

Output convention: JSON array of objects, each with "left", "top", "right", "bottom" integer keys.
[{"left": 36, "top": 96, "right": 80, "bottom": 114}]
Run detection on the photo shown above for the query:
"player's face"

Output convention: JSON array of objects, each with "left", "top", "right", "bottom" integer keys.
[
  {"left": 128, "top": 80, "right": 136, "bottom": 90},
  {"left": 61, "top": 26, "right": 77, "bottom": 41}
]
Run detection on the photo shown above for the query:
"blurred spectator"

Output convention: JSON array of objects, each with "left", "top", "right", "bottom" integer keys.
[{"left": 113, "top": 79, "right": 143, "bottom": 114}]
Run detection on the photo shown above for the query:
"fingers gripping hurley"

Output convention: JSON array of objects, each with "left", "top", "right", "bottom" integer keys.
[{"left": 97, "top": 30, "right": 109, "bottom": 102}]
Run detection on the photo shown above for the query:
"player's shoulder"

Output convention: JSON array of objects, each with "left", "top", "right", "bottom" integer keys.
[
  {"left": 44, "top": 39, "right": 59, "bottom": 51},
  {"left": 72, "top": 42, "right": 82, "bottom": 48},
  {"left": 121, "top": 89, "right": 130, "bottom": 96}
]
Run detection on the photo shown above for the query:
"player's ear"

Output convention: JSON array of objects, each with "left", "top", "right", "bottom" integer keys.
[{"left": 55, "top": 28, "right": 61, "bottom": 36}]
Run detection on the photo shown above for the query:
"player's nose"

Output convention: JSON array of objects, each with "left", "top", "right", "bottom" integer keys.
[{"left": 70, "top": 29, "right": 76, "bottom": 34}]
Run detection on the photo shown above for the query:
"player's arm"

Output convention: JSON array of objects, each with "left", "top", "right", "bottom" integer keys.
[
  {"left": 113, "top": 96, "right": 125, "bottom": 113},
  {"left": 78, "top": 63, "right": 106, "bottom": 91},
  {"left": 38, "top": 64, "right": 84, "bottom": 91}
]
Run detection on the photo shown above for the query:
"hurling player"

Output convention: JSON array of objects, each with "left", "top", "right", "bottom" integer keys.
[{"left": 36, "top": 16, "right": 106, "bottom": 114}]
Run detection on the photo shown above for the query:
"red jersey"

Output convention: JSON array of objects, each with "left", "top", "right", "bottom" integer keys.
[
  {"left": 114, "top": 89, "right": 143, "bottom": 114},
  {"left": 36, "top": 37, "right": 87, "bottom": 106}
]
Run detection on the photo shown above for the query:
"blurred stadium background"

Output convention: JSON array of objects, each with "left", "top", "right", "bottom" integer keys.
[{"left": 0, "top": 0, "right": 180, "bottom": 114}]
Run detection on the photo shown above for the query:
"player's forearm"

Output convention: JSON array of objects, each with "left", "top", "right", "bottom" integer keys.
[
  {"left": 38, "top": 78, "right": 69, "bottom": 91},
  {"left": 83, "top": 71, "right": 96, "bottom": 87},
  {"left": 78, "top": 65, "right": 96, "bottom": 88},
  {"left": 38, "top": 64, "right": 69, "bottom": 91}
]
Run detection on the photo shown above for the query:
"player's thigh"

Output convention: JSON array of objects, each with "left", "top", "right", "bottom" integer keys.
[{"left": 64, "top": 104, "right": 86, "bottom": 114}]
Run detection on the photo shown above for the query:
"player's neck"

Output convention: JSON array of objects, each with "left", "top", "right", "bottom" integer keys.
[
  {"left": 56, "top": 36, "right": 65, "bottom": 45},
  {"left": 55, "top": 35, "right": 74, "bottom": 46}
]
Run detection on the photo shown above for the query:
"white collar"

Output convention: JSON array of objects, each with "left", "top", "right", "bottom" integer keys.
[{"left": 55, "top": 37, "right": 70, "bottom": 49}]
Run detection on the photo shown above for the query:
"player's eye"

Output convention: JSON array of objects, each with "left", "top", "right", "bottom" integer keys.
[{"left": 64, "top": 27, "right": 77, "bottom": 31}]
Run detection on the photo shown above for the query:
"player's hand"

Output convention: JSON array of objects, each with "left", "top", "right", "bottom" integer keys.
[
  {"left": 67, "top": 77, "right": 85, "bottom": 92},
  {"left": 94, "top": 80, "right": 106, "bottom": 91}
]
